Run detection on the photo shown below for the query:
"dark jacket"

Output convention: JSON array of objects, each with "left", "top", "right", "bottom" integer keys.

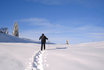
[{"left": 39, "top": 35, "right": 48, "bottom": 43}]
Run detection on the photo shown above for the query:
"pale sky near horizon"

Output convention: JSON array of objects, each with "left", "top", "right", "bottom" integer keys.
[{"left": 0, "top": 0, "right": 104, "bottom": 44}]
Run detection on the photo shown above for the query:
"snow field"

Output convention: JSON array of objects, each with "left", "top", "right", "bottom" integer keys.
[
  {"left": 0, "top": 41, "right": 104, "bottom": 70},
  {"left": 44, "top": 43, "right": 104, "bottom": 70},
  {"left": 0, "top": 43, "right": 40, "bottom": 70}
]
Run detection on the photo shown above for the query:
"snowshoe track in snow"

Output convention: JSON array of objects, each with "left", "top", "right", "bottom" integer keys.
[
  {"left": 32, "top": 51, "right": 45, "bottom": 70},
  {"left": 25, "top": 51, "right": 44, "bottom": 70}
]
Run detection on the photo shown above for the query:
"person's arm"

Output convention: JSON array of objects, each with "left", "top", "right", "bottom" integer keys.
[
  {"left": 39, "top": 36, "right": 42, "bottom": 40},
  {"left": 46, "top": 37, "right": 48, "bottom": 40},
  {"left": 45, "top": 36, "right": 48, "bottom": 40}
]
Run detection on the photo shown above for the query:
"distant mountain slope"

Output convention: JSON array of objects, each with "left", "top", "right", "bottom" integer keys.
[
  {"left": 0, "top": 33, "right": 54, "bottom": 44},
  {"left": 0, "top": 33, "right": 39, "bottom": 43}
]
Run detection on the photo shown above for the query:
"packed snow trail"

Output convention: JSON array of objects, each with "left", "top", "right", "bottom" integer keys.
[
  {"left": 26, "top": 50, "right": 48, "bottom": 70},
  {"left": 30, "top": 51, "right": 45, "bottom": 70}
]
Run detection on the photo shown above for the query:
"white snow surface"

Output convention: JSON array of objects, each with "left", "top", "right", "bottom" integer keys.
[
  {"left": 0, "top": 41, "right": 104, "bottom": 70},
  {"left": 44, "top": 42, "right": 104, "bottom": 70},
  {"left": 0, "top": 43, "right": 40, "bottom": 70}
]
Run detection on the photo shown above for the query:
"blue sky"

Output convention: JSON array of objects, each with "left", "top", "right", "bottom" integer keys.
[{"left": 0, "top": 0, "right": 104, "bottom": 44}]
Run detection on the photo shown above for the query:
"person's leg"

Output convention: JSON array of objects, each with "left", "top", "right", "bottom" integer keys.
[
  {"left": 44, "top": 43, "right": 45, "bottom": 50},
  {"left": 41, "top": 43, "right": 43, "bottom": 51}
]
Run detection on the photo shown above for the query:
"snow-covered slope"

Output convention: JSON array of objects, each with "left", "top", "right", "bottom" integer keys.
[
  {"left": 0, "top": 33, "right": 39, "bottom": 43},
  {"left": 0, "top": 41, "right": 104, "bottom": 70},
  {"left": 0, "top": 33, "right": 54, "bottom": 44},
  {"left": 0, "top": 43, "right": 40, "bottom": 70},
  {"left": 43, "top": 42, "right": 104, "bottom": 70}
]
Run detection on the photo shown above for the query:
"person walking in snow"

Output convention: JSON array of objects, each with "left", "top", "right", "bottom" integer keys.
[{"left": 39, "top": 33, "right": 48, "bottom": 51}]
